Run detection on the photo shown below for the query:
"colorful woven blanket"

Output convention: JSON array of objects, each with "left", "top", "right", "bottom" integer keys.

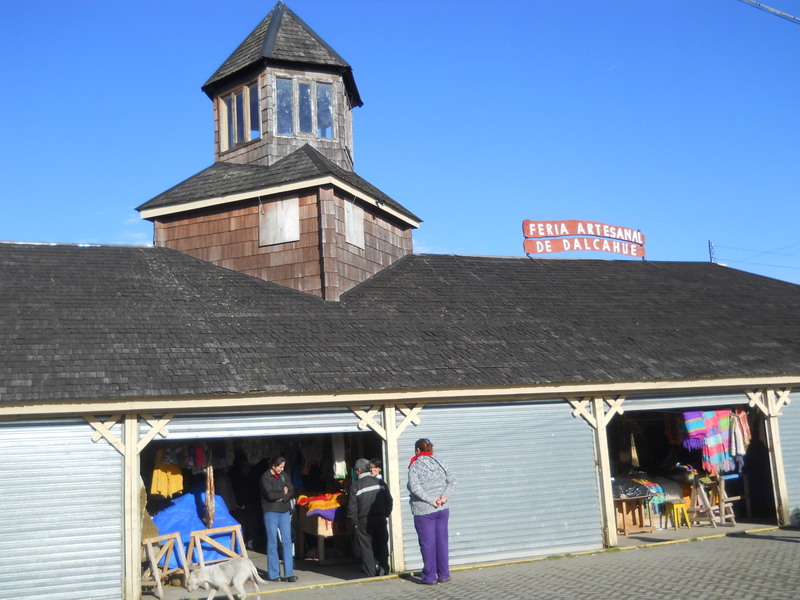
[
  {"left": 297, "top": 493, "right": 346, "bottom": 522},
  {"left": 682, "top": 410, "right": 735, "bottom": 475}
]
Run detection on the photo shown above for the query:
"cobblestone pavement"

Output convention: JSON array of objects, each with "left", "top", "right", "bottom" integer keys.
[{"left": 263, "top": 528, "right": 800, "bottom": 600}]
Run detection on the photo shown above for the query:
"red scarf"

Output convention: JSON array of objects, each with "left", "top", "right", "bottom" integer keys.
[{"left": 409, "top": 451, "right": 433, "bottom": 467}]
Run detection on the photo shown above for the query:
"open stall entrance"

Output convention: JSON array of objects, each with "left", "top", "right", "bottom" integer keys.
[
  {"left": 607, "top": 405, "right": 776, "bottom": 544},
  {"left": 140, "top": 430, "right": 384, "bottom": 590}
]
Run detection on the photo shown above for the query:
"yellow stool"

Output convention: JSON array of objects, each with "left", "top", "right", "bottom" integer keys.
[{"left": 667, "top": 502, "right": 691, "bottom": 529}]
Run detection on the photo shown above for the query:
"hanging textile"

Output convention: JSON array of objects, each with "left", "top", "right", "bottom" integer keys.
[
  {"left": 331, "top": 433, "right": 347, "bottom": 479},
  {"left": 682, "top": 410, "right": 735, "bottom": 475},
  {"left": 683, "top": 411, "right": 706, "bottom": 450},
  {"left": 204, "top": 465, "right": 216, "bottom": 528},
  {"left": 630, "top": 433, "right": 640, "bottom": 468},
  {"left": 150, "top": 448, "right": 184, "bottom": 498},
  {"left": 701, "top": 410, "right": 734, "bottom": 475},
  {"left": 730, "top": 409, "right": 752, "bottom": 471}
]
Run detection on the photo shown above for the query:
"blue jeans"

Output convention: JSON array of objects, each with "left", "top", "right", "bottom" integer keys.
[{"left": 263, "top": 510, "right": 294, "bottom": 579}]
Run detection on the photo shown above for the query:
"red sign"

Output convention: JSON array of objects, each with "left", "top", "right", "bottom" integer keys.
[
  {"left": 523, "top": 220, "right": 645, "bottom": 245},
  {"left": 522, "top": 219, "right": 645, "bottom": 257},
  {"left": 523, "top": 237, "right": 645, "bottom": 257}
]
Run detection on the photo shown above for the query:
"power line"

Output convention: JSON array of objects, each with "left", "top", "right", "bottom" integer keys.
[
  {"left": 734, "top": 0, "right": 800, "bottom": 25},
  {"left": 714, "top": 243, "right": 800, "bottom": 259}
]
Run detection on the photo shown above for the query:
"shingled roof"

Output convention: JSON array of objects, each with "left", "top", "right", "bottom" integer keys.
[
  {"left": 2, "top": 244, "right": 799, "bottom": 403},
  {"left": 136, "top": 144, "right": 420, "bottom": 224},
  {"left": 202, "top": 1, "right": 362, "bottom": 106}
]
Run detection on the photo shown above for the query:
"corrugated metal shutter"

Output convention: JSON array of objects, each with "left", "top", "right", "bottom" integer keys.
[
  {"left": 161, "top": 406, "right": 374, "bottom": 439},
  {"left": 398, "top": 400, "right": 602, "bottom": 569},
  {"left": 623, "top": 391, "right": 750, "bottom": 411},
  {"left": 779, "top": 389, "right": 800, "bottom": 523},
  {"left": 0, "top": 419, "right": 123, "bottom": 600}
]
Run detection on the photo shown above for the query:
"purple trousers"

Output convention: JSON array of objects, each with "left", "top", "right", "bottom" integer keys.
[{"left": 413, "top": 509, "right": 450, "bottom": 584}]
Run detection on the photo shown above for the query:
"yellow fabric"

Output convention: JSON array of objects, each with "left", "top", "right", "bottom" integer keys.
[
  {"left": 297, "top": 492, "right": 344, "bottom": 511},
  {"left": 150, "top": 449, "right": 184, "bottom": 498}
]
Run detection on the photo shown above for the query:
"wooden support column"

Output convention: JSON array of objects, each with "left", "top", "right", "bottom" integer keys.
[
  {"left": 87, "top": 412, "right": 172, "bottom": 599},
  {"left": 382, "top": 405, "right": 405, "bottom": 572},
  {"left": 351, "top": 402, "right": 423, "bottom": 573},
  {"left": 123, "top": 413, "right": 140, "bottom": 600},
  {"left": 567, "top": 395, "right": 625, "bottom": 548},
  {"left": 748, "top": 388, "right": 792, "bottom": 525},
  {"left": 592, "top": 397, "right": 618, "bottom": 548}
]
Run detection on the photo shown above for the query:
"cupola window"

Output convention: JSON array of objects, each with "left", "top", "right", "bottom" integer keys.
[
  {"left": 219, "top": 81, "right": 261, "bottom": 152},
  {"left": 276, "top": 77, "right": 334, "bottom": 139}
]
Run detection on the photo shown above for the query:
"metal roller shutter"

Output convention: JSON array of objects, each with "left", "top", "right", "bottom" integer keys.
[
  {"left": 0, "top": 419, "right": 123, "bottom": 600},
  {"left": 778, "top": 390, "right": 800, "bottom": 523},
  {"left": 622, "top": 391, "right": 750, "bottom": 412},
  {"left": 398, "top": 400, "right": 602, "bottom": 568},
  {"left": 160, "top": 406, "right": 375, "bottom": 439}
]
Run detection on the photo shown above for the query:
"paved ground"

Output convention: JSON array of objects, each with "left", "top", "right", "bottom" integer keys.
[{"left": 158, "top": 526, "right": 800, "bottom": 599}]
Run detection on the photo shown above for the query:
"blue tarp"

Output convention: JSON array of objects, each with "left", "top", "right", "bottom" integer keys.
[{"left": 152, "top": 485, "right": 243, "bottom": 568}]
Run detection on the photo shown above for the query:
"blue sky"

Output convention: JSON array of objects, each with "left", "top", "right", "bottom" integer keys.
[{"left": 1, "top": 0, "right": 799, "bottom": 283}]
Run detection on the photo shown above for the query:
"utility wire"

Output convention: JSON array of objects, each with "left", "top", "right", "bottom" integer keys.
[
  {"left": 735, "top": 0, "right": 800, "bottom": 25},
  {"left": 714, "top": 243, "right": 800, "bottom": 259}
]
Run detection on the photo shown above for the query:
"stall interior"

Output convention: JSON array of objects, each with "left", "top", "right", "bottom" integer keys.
[
  {"left": 140, "top": 431, "right": 382, "bottom": 574},
  {"left": 607, "top": 406, "right": 775, "bottom": 536}
]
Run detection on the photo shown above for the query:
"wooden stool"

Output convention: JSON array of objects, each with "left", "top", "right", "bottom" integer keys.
[{"left": 667, "top": 502, "right": 691, "bottom": 529}]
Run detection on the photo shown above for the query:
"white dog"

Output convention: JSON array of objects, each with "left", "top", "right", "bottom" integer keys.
[{"left": 186, "top": 556, "right": 267, "bottom": 600}]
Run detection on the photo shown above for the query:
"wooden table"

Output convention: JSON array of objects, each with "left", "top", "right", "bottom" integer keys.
[
  {"left": 296, "top": 505, "right": 353, "bottom": 563},
  {"left": 614, "top": 495, "right": 655, "bottom": 535}
]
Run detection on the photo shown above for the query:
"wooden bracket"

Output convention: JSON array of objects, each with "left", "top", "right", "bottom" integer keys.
[
  {"left": 567, "top": 395, "right": 626, "bottom": 430},
  {"left": 567, "top": 398, "right": 596, "bottom": 428},
  {"left": 395, "top": 404, "right": 423, "bottom": 436},
  {"left": 86, "top": 414, "right": 126, "bottom": 456},
  {"left": 349, "top": 405, "right": 387, "bottom": 440},
  {"left": 747, "top": 388, "right": 792, "bottom": 417},
  {"left": 86, "top": 412, "right": 175, "bottom": 456},
  {"left": 137, "top": 413, "right": 174, "bottom": 454}
]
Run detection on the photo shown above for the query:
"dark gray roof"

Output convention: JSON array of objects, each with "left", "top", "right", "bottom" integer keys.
[
  {"left": 2, "top": 244, "right": 799, "bottom": 403},
  {"left": 202, "top": 1, "right": 362, "bottom": 106},
  {"left": 137, "top": 145, "right": 421, "bottom": 224}
]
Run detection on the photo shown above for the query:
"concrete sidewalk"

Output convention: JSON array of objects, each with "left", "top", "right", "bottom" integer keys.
[{"left": 154, "top": 524, "right": 800, "bottom": 599}]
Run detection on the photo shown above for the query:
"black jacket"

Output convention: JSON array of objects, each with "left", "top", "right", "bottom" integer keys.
[
  {"left": 347, "top": 474, "right": 393, "bottom": 524},
  {"left": 259, "top": 471, "right": 294, "bottom": 513}
]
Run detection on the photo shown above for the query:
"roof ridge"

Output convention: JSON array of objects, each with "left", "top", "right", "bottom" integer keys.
[
  {"left": 298, "top": 143, "right": 337, "bottom": 173},
  {"left": 260, "top": 1, "right": 286, "bottom": 57}
]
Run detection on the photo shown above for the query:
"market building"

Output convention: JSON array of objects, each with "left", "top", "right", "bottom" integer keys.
[{"left": 1, "top": 3, "right": 799, "bottom": 599}]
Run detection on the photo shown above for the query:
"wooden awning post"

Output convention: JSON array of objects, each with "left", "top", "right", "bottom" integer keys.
[
  {"left": 567, "top": 395, "right": 625, "bottom": 548},
  {"left": 748, "top": 388, "right": 792, "bottom": 525},
  {"left": 382, "top": 404, "right": 405, "bottom": 572},
  {"left": 123, "top": 413, "right": 141, "bottom": 600}
]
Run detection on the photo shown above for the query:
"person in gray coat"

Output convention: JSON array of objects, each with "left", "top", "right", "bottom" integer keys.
[{"left": 407, "top": 438, "right": 456, "bottom": 585}]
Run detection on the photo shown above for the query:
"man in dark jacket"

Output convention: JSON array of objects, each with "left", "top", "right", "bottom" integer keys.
[{"left": 347, "top": 457, "right": 393, "bottom": 577}]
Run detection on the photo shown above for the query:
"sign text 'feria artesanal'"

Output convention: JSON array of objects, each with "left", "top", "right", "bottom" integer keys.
[{"left": 522, "top": 219, "right": 646, "bottom": 257}]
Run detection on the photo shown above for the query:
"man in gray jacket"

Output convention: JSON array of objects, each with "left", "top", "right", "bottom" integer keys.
[{"left": 347, "top": 458, "right": 393, "bottom": 577}]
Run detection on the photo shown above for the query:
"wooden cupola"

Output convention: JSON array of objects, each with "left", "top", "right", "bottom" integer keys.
[
  {"left": 138, "top": 2, "right": 421, "bottom": 301},
  {"left": 201, "top": 1, "right": 362, "bottom": 170}
]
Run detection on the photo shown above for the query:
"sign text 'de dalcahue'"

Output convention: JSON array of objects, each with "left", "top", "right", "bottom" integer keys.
[{"left": 522, "top": 219, "right": 646, "bottom": 258}]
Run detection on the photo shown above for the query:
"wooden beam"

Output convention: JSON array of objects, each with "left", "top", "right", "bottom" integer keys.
[
  {"left": 123, "top": 414, "right": 141, "bottom": 600},
  {"left": 382, "top": 405, "right": 406, "bottom": 572},
  {"left": 592, "top": 397, "right": 619, "bottom": 548},
  {"left": 765, "top": 389, "right": 791, "bottom": 525},
  {"left": 6, "top": 375, "right": 797, "bottom": 420}
]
